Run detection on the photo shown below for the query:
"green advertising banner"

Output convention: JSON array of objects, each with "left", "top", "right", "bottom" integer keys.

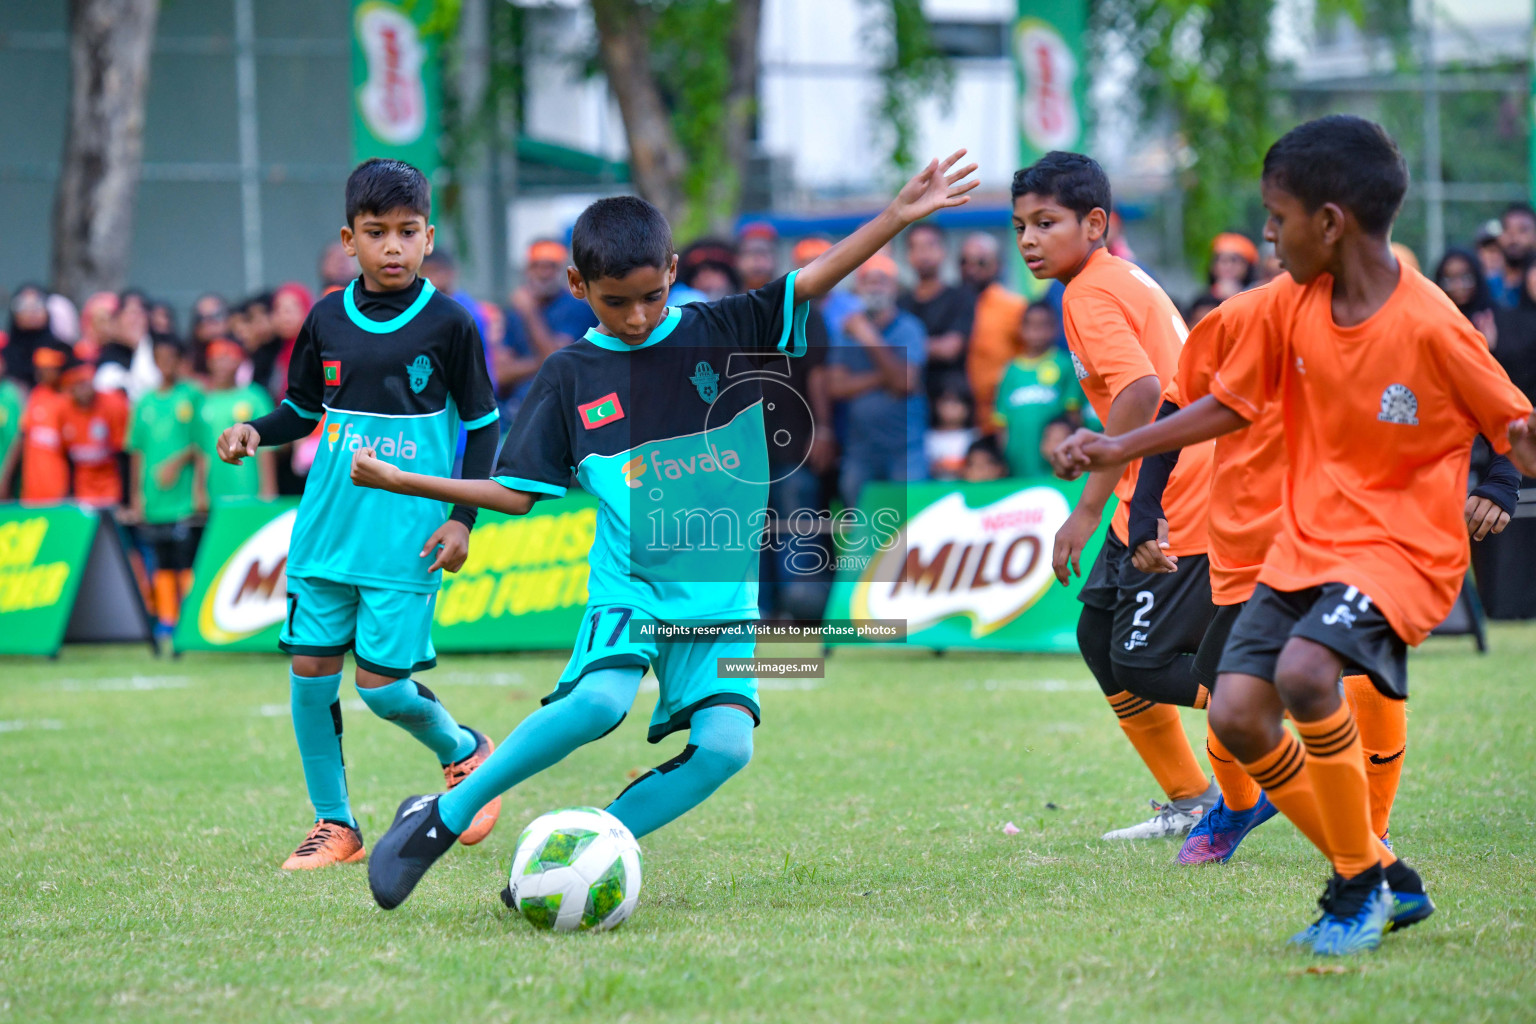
[
  {"left": 351, "top": 0, "right": 442, "bottom": 175},
  {"left": 174, "top": 496, "right": 596, "bottom": 654},
  {"left": 0, "top": 504, "right": 100, "bottom": 656},
  {"left": 1014, "top": 0, "right": 1088, "bottom": 167},
  {"left": 825, "top": 478, "right": 1111, "bottom": 652}
]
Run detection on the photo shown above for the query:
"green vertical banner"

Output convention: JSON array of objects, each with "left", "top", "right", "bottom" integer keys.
[
  {"left": 1014, "top": 0, "right": 1088, "bottom": 167},
  {"left": 0, "top": 505, "right": 99, "bottom": 656},
  {"left": 351, "top": 0, "right": 442, "bottom": 175}
]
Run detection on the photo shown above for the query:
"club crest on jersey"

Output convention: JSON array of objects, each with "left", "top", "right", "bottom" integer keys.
[
  {"left": 405, "top": 355, "right": 434, "bottom": 394},
  {"left": 690, "top": 361, "right": 719, "bottom": 403},
  {"left": 578, "top": 392, "right": 626, "bottom": 430},
  {"left": 1068, "top": 349, "right": 1089, "bottom": 381},
  {"left": 1377, "top": 383, "right": 1419, "bottom": 426}
]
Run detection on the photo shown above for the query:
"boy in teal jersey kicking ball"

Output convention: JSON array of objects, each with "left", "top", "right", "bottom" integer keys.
[
  {"left": 350, "top": 150, "right": 980, "bottom": 910},
  {"left": 217, "top": 159, "right": 506, "bottom": 869}
]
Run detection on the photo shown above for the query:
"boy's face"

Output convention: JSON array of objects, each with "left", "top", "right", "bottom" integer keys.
[
  {"left": 70, "top": 375, "right": 95, "bottom": 406},
  {"left": 569, "top": 258, "right": 677, "bottom": 345},
  {"left": 207, "top": 349, "right": 241, "bottom": 385},
  {"left": 1020, "top": 307, "right": 1056, "bottom": 354},
  {"left": 153, "top": 344, "right": 182, "bottom": 379},
  {"left": 1013, "top": 195, "right": 1104, "bottom": 283},
  {"left": 962, "top": 448, "right": 1006, "bottom": 483},
  {"left": 1261, "top": 179, "right": 1339, "bottom": 285},
  {"left": 906, "top": 228, "right": 946, "bottom": 278},
  {"left": 342, "top": 207, "right": 434, "bottom": 291}
]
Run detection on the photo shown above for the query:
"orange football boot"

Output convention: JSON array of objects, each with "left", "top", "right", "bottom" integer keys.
[
  {"left": 282, "top": 820, "right": 366, "bottom": 870},
  {"left": 444, "top": 727, "right": 501, "bottom": 846}
]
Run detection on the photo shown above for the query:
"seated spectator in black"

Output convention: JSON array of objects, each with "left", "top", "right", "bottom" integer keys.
[
  {"left": 1493, "top": 258, "right": 1536, "bottom": 402},
  {"left": 1184, "top": 293, "right": 1222, "bottom": 329},
  {"left": 898, "top": 222, "right": 974, "bottom": 415},
  {"left": 236, "top": 293, "right": 281, "bottom": 397},
  {"left": 1435, "top": 247, "right": 1497, "bottom": 346},
  {"left": 961, "top": 435, "right": 1008, "bottom": 483},
  {"left": 5, "top": 284, "right": 57, "bottom": 388},
  {"left": 926, "top": 388, "right": 976, "bottom": 481}
]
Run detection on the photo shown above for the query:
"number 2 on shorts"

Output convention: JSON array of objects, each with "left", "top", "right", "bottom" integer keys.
[{"left": 1132, "top": 590, "right": 1154, "bottom": 628}]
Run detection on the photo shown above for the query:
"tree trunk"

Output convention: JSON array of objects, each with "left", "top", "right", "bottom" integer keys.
[
  {"left": 51, "top": 0, "right": 160, "bottom": 304},
  {"left": 708, "top": 0, "right": 761, "bottom": 236},
  {"left": 588, "top": 0, "right": 688, "bottom": 228}
]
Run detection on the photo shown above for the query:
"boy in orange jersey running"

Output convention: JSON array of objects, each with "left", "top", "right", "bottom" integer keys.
[
  {"left": 1056, "top": 116, "right": 1536, "bottom": 955},
  {"left": 1011, "top": 152, "right": 1222, "bottom": 839}
]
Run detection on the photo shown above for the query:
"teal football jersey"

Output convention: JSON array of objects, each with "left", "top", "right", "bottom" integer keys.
[
  {"left": 494, "top": 271, "right": 810, "bottom": 621},
  {"left": 284, "top": 277, "right": 499, "bottom": 593}
]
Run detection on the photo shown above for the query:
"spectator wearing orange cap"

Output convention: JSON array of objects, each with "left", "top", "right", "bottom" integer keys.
[
  {"left": 508, "top": 238, "right": 601, "bottom": 361},
  {"left": 196, "top": 338, "right": 275, "bottom": 505},
  {"left": 59, "top": 360, "right": 129, "bottom": 509},
  {"left": 827, "top": 253, "right": 930, "bottom": 506},
  {"left": 0, "top": 338, "right": 23, "bottom": 497},
  {"left": 897, "top": 222, "right": 975, "bottom": 419},
  {"left": 736, "top": 221, "right": 779, "bottom": 292},
  {"left": 1206, "top": 231, "right": 1259, "bottom": 301},
  {"left": 18, "top": 343, "right": 74, "bottom": 502}
]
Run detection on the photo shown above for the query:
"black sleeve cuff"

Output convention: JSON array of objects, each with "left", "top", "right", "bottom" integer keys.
[
  {"left": 246, "top": 402, "right": 317, "bottom": 447},
  {"left": 1472, "top": 451, "right": 1521, "bottom": 515},
  {"left": 1127, "top": 400, "right": 1183, "bottom": 549}
]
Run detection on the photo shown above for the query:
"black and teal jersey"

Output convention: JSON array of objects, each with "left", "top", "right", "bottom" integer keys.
[
  {"left": 494, "top": 271, "right": 811, "bottom": 622},
  {"left": 284, "top": 276, "right": 499, "bottom": 593}
]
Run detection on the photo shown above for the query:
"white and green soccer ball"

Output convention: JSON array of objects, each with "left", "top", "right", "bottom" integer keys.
[{"left": 507, "top": 807, "right": 642, "bottom": 932}]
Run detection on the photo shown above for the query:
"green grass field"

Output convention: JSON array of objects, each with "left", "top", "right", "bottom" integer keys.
[{"left": 3, "top": 627, "right": 1534, "bottom": 1023}]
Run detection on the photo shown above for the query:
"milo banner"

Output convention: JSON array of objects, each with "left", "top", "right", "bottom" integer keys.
[
  {"left": 825, "top": 478, "right": 1109, "bottom": 652},
  {"left": 0, "top": 504, "right": 150, "bottom": 656},
  {"left": 1014, "top": 0, "right": 1088, "bottom": 166},
  {"left": 175, "top": 496, "right": 595, "bottom": 653},
  {"left": 351, "top": 0, "right": 442, "bottom": 175}
]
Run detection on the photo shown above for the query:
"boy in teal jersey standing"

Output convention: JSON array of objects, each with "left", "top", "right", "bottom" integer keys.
[
  {"left": 349, "top": 151, "right": 980, "bottom": 909},
  {"left": 217, "top": 159, "right": 505, "bottom": 869}
]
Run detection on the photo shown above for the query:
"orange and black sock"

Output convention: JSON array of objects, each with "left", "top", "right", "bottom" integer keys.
[
  {"left": 1343, "top": 674, "right": 1406, "bottom": 839},
  {"left": 152, "top": 569, "right": 180, "bottom": 628},
  {"left": 1106, "top": 692, "right": 1209, "bottom": 801},
  {"left": 1241, "top": 732, "right": 1330, "bottom": 855},
  {"left": 1207, "top": 724, "right": 1261, "bottom": 812},
  {"left": 1295, "top": 704, "right": 1378, "bottom": 879}
]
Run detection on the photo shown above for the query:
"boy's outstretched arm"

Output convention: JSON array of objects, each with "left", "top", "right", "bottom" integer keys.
[
  {"left": 793, "top": 149, "right": 979, "bottom": 302},
  {"left": 1054, "top": 394, "right": 1249, "bottom": 479},
  {"left": 351, "top": 448, "right": 536, "bottom": 517}
]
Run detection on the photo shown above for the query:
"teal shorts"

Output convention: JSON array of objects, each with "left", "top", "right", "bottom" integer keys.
[
  {"left": 279, "top": 575, "right": 437, "bottom": 678},
  {"left": 549, "top": 604, "right": 761, "bottom": 742}
]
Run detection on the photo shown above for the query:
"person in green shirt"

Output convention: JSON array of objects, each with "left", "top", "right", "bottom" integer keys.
[
  {"left": 127, "top": 335, "right": 205, "bottom": 641},
  {"left": 0, "top": 344, "right": 23, "bottom": 497},
  {"left": 993, "top": 302, "right": 1087, "bottom": 478},
  {"left": 196, "top": 338, "right": 275, "bottom": 504}
]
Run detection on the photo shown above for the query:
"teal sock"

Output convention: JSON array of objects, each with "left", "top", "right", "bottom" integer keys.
[
  {"left": 355, "top": 678, "right": 476, "bottom": 765},
  {"left": 289, "top": 670, "right": 353, "bottom": 826},
  {"left": 437, "top": 666, "right": 643, "bottom": 835},
  {"left": 605, "top": 705, "right": 754, "bottom": 839}
]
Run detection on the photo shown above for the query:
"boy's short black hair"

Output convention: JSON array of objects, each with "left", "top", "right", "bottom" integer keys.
[
  {"left": 966, "top": 435, "right": 1004, "bottom": 461},
  {"left": 1261, "top": 116, "right": 1407, "bottom": 236},
  {"left": 151, "top": 331, "right": 185, "bottom": 354},
  {"left": 1010, "top": 152, "right": 1112, "bottom": 220},
  {"left": 1023, "top": 302, "right": 1057, "bottom": 320},
  {"left": 345, "top": 158, "right": 430, "bottom": 225},
  {"left": 571, "top": 196, "right": 673, "bottom": 281},
  {"left": 1502, "top": 202, "right": 1536, "bottom": 226}
]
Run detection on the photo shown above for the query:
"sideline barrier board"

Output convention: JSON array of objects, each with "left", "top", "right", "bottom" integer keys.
[
  {"left": 174, "top": 495, "right": 595, "bottom": 654},
  {"left": 824, "top": 478, "right": 1109, "bottom": 653},
  {"left": 0, "top": 504, "right": 151, "bottom": 656}
]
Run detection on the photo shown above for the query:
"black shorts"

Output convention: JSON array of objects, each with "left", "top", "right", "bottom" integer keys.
[
  {"left": 135, "top": 520, "right": 198, "bottom": 572},
  {"left": 1192, "top": 602, "right": 1246, "bottom": 689},
  {"left": 1080, "top": 532, "right": 1215, "bottom": 668},
  {"left": 1218, "top": 582, "right": 1408, "bottom": 699}
]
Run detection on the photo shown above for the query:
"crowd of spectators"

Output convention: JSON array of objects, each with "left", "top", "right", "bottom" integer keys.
[{"left": 5, "top": 204, "right": 1535, "bottom": 625}]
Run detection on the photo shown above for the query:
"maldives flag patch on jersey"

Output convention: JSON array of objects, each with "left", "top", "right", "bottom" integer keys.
[
  {"left": 578, "top": 392, "right": 625, "bottom": 430},
  {"left": 323, "top": 361, "right": 341, "bottom": 386}
]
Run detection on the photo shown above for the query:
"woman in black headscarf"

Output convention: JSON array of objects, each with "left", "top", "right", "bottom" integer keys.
[
  {"left": 5, "top": 283, "right": 58, "bottom": 388},
  {"left": 1434, "top": 247, "right": 1497, "bottom": 346}
]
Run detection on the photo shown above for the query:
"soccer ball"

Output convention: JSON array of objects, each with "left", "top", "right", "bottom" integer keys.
[{"left": 505, "top": 807, "right": 642, "bottom": 932}]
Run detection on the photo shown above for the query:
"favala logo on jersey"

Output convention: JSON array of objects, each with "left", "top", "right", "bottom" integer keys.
[
  {"left": 331, "top": 422, "right": 418, "bottom": 460},
  {"left": 622, "top": 455, "right": 648, "bottom": 489},
  {"left": 196, "top": 509, "right": 296, "bottom": 644},
  {"left": 852, "top": 487, "right": 1069, "bottom": 637},
  {"left": 640, "top": 444, "right": 742, "bottom": 492}
]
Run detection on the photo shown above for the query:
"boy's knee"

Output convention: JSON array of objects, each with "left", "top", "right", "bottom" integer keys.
[
  {"left": 1208, "top": 686, "right": 1280, "bottom": 762},
  {"left": 1274, "top": 645, "right": 1343, "bottom": 720},
  {"left": 562, "top": 687, "right": 630, "bottom": 738},
  {"left": 692, "top": 707, "right": 754, "bottom": 778}
]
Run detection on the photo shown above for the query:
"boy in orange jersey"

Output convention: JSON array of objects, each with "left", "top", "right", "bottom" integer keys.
[
  {"left": 60, "top": 361, "right": 130, "bottom": 509},
  {"left": 1056, "top": 116, "right": 1536, "bottom": 955},
  {"left": 1012, "top": 152, "right": 1223, "bottom": 839}
]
